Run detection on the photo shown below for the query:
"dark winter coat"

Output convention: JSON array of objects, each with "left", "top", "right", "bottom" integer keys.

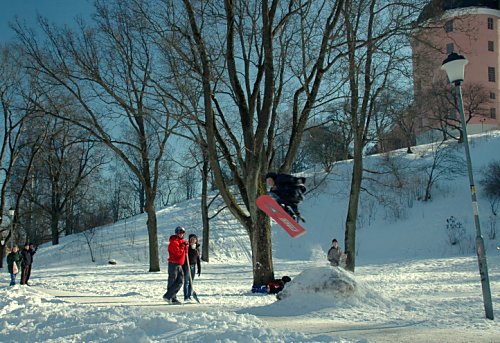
[
  {"left": 7, "top": 251, "right": 22, "bottom": 274},
  {"left": 267, "top": 276, "right": 291, "bottom": 294},
  {"left": 184, "top": 243, "right": 201, "bottom": 275},
  {"left": 267, "top": 173, "right": 306, "bottom": 205},
  {"left": 168, "top": 235, "right": 187, "bottom": 265},
  {"left": 267, "top": 279, "right": 285, "bottom": 294},
  {"left": 328, "top": 246, "right": 343, "bottom": 266},
  {"left": 21, "top": 248, "right": 34, "bottom": 266}
]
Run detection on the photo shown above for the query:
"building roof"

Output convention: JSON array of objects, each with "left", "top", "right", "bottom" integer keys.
[{"left": 417, "top": 0, "right": 499, "bottom": 23}]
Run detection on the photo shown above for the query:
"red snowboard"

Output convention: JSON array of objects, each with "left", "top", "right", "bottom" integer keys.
[{"left": 256, "top": 195, "right": 306, "bottom": 238}]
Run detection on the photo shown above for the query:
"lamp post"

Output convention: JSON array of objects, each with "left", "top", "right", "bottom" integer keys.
[
  {"left": 8, "top": 208, "right": 15, "bottom": 250},
  {"left": 480, "top": 117, "right": 486, "bottom": 132},
  {"left": 441, "top": 52, "right": 494, "bottom": 320}
]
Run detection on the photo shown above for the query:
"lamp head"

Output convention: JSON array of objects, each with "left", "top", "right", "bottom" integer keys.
[{"left": 441, "top": 53, "right": 468, "bottom": 85}]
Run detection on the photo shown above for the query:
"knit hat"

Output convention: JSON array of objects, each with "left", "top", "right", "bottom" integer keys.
[{"left": 265, "top": 172, "right": 277, "bottom": 180}]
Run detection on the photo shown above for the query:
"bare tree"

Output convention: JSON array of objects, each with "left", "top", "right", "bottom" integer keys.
[
  {"left": 394, "top": 100, "right": 419, "bottom": 154},
  {"left": 0, "top": 45, "right": 47, "bottom": 260},
  {"left": 418, "top": 141, "right": 465, "bottom": 201},
  {"left": 15, "top": 1, "right": 185, "bottom": 271},
  {"left": 159, "top": 0, "right": 346, "bottom": 285},
  {"left": 26, "top": 118, "right": 106, "bottom": 245},
  {"left": 302, "top": 126, "right": 349, "bottom": 171},
  {"left": 418, "top": 80, "right": 492, "bottom": 143},
  {"left": 340, "top": 0, "right": 425, "bottom": 271},
  {"left": 480, "top": 160, "right": 500, "bottom": 217}
]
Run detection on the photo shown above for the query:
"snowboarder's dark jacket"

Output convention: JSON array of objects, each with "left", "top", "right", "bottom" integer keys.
[{"left": 266, "top": 172, "right": 306, "bottom": 205}]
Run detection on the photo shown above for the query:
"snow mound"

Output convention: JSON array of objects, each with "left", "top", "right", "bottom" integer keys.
[
  {"left": 279, "top": 266, "right": 357, "bottom": 300},
  {"left": 255, "top": 266, "right": 392, "bottom": 316}
]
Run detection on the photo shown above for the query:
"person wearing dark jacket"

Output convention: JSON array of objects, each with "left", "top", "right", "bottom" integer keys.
[
  {"left": 183, "top": 234, "right": 201, "bottom": 302},
  {"left": 251, "top": 275, "right": 292, "bottom": 295},
  {"left": 265, "top": 172, "right": 306, "bottom": 222},
  {"left": 20, "top": 243, "right": 36, "bottom": 286},
  {"left": 267, "top": 276, "right": 291, "bottom": 294},
  {"left": 163, "top": 226, "right": 188, "bottom": 304},
  {"left": 7, "top": 245, "right": 22, "bottom": 286},
  {"left": 327, "top": 239, "right": 346, "bottom": 267}
]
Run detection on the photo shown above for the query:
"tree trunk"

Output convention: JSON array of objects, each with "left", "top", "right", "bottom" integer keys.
[
  {"left": 139, "top": 181, "right": 145, "bottom": 214},
  {"left": 344, "top": 147, "right": 363, "bottom": 272},
  {"left": 144, "top": 194, "right": 160, "bottom": 272},
  {"left": 200, "top": 159, "right": 210, "bottom": 262},
  {"left": 0, "top": 243, "right": 4, "bottom": 268},
  {"left": 250, "top": 211, "right": 274, "bottom": 285},
  {"left": 51, "top": 211, "right": 59, "bottom": 245},
  {"left": 143, "top": 173, "right": 160, "bottom": 272}
]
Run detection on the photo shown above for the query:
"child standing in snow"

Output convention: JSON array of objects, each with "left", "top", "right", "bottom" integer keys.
[{"left": 183, "top": 234, "right": 201, "bottom": 302}]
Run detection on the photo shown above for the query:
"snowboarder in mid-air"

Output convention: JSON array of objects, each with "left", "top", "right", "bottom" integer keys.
[{"left": 265, "top": 172, "right": 306, "bottom": 222}]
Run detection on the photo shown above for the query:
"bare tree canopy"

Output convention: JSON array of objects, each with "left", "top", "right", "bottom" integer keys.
[
  {"left": 8, "top": 0, "right": 427, "bottom": 279},
  {"left": 14, "top": 0, "right": 186, "bottom": 271}
]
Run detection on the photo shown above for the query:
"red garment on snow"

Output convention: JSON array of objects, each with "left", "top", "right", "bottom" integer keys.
[{"left": 168, "top": 235, "right": 187, "bottom": 265}]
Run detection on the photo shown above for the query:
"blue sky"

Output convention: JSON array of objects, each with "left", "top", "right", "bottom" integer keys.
[{"left": 0, "top": 0, "right": 94, "bottom": 43}]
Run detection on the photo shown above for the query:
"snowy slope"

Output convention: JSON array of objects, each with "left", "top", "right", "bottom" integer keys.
[{"left": 1, "top": 132, "right": 500, "bottom": 342}]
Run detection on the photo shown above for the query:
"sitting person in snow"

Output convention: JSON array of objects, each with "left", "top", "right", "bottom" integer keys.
[
  {"left": 252, "top": 276, "right": 292, "bottom": 294},
  {"left": 265, "top": 172, "right": 306, "bottom": 222}
]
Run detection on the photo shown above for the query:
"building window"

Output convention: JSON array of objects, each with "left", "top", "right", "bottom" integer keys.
[
  {"left": 445, "top": 20, "right": 454, "bottom": 32},
  {"left": 449, "top": 109, "right": 457, "bottom": 120},
  {"left": 488, "top": 17, "right": 494, "bottom": 30},
  {"left": 491, "top": 108, "right": 497, "bottom": 119},
  {"left": 488, "top": 67, "right": 496, "bottom": 82},
  {"left": 488, "top": 41, "right": 494, "bottom": 52},
  {"left": 490, "top": 92, "right": 496, "bottom": 100},
  {"left": 446, "top": 43, "right": 454, "bottom": 54}
]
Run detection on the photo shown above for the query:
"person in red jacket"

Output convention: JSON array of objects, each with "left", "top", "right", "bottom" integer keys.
[{"left": 163, "top": 226, "right": 188, "bottom": 304}]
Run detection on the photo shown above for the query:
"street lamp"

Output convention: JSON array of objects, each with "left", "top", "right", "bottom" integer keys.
[
  {"left": 8, "top": 208, "right": 14, "bottom": 250},
  {"left": 441, "top": 52, "right": 494, "bottom": 320},
  {"left": 480, "top": 117, "right": 486, "bottom": 133}
]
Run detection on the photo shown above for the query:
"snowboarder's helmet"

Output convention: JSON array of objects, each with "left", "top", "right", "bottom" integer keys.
[
  {"left": 265, "top": 172, "right": 277, "bottom": 180},
  {"left": 175, "top": 226, "right": 185, "bottom": 234}
]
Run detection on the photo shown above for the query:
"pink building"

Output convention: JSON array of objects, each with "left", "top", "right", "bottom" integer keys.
[{"left": 412, "top": 0, "right": 500, "bottom": 144}]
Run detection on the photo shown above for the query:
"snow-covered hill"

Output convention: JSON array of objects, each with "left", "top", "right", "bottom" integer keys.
[{"left": 1, "top": 131, "right": 500, "bottom": 342}]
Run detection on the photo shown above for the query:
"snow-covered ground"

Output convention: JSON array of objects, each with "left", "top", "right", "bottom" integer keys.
[{"left": 1, "top": 132, "right": 500, "bottom": 342}]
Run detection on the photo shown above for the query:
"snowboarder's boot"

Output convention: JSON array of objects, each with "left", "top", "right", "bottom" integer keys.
[{"left": 282, "top": 204, "right": 305, "bottom": 223}]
